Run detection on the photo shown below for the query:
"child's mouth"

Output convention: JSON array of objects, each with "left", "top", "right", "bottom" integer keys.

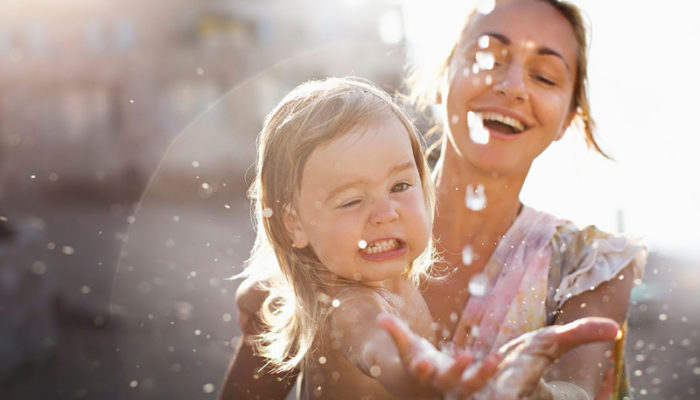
[{"left": 362, "top": 239, "right": 401, "bottom": 254}]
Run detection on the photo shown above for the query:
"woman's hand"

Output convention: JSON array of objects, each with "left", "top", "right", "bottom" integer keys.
[
  {"left": 471, "top": 317, "right": 620, "bottom": 400},
  {"left": 380, "top": 314, "right": 619, "bottom": 400},
  {"left": 377, "top": 314, "right": 500, "bottom": 397}
]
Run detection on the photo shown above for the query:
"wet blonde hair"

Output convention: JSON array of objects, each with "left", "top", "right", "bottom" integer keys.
[
  {"left": 408, "top": 0, "right": 609, "bottom": 158},
  {"left": 246, "top": 77, "right": 435, "bottom": 372}
]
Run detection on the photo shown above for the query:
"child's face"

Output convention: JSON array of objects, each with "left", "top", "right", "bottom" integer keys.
[{"left": 285, "top": 115, "right": 431, "bottom": 286}]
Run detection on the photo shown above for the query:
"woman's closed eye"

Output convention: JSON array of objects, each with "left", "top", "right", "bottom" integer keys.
[{"left": 533, "top": 74, "right": 556, "bottom": 86}]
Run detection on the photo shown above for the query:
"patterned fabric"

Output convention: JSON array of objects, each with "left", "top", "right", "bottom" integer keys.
[{"left": 454, "top": 206, "right": 647, "bottom": 399}]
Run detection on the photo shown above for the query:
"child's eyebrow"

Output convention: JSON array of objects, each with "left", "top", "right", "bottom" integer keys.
[{"left": 324, "top": 160, "right": 416, "bottom": 202}]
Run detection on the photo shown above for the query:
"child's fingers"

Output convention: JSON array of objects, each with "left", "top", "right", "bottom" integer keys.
[
  {"left": 376, "top": 313, "right": 416, "bottom": 355},
  {"left": 455, "top": 352, "right": 500, "bottom": 395},
  {"left": 433, "top": 351, "right": 473, "bottom": 391}
]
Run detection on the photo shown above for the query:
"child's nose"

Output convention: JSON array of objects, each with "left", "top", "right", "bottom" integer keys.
[{"left": 370, "top": 198, "right": 399, "bottom": 226}]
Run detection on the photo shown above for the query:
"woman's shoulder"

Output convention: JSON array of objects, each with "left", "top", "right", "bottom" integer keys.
[{"left": 547, "top": 218, "right": 647, "bottom": 310}]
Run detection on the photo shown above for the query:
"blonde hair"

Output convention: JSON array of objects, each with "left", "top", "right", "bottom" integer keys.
[
  {"left": 246, "top": 77, "right": 435, "bottom": 372},
  {"left": 408, "top": 0, "right": 609, "bottom": 158}
]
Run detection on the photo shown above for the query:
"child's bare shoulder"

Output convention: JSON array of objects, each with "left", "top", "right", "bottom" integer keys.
[{"left": 327, "top": 287, "right": 397, "bottom": 333}]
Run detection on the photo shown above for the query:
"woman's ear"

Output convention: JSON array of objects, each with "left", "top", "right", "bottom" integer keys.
[{"left": 283, "top": 205, "right": 309, "bottom": 249}]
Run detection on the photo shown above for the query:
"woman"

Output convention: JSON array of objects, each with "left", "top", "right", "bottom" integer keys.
[{"left": 219, "top": 0, "right": 646, "bottom": 398}]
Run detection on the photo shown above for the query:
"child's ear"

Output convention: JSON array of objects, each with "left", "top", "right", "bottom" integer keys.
[{"left": 283, "top": 205, "right": 309, "bottom": 249}]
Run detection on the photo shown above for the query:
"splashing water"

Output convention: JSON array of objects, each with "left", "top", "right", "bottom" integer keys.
[
  {"left": 202, "top": 383, "right": 215, "bottom": 394},
  {"left": 462, "top": 245, "right": 474, "bottom": 265},
  {"left": 476, "top": 0, "right": 495, "bottom": 14},
  {"left": 467, "top": 111, "right": 489, "bottom": 145},
  {"left": 475, "top": 51, "right": 495, "bottom": 70},
  {"left": 465, "top": 184, "right": 487, "bottom": 211},
  {"left": 478, "top": 35, "right": 490, "bottom": 49},
  {"left": 469, "top": 273, "right": 488, "bottom": 296}
]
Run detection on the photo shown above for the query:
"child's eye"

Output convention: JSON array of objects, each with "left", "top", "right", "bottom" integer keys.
[
  {"left": 339, "top": 199, "right": 361, "bottom": 209},
  {"left": 391, "top": 182, "right": 411, "bottom": 193}
]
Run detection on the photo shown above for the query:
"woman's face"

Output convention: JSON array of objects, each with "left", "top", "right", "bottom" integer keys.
[{"left": 441, "top": 0, "right": 578, "bottom": 175}]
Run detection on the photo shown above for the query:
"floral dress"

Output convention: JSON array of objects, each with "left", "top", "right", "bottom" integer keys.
[{"left": 453, "top": 206, "right": 647, "bottom": 399}]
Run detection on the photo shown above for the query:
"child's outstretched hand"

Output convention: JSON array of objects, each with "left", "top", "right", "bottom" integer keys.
[{"left": 377, "top": 313, "right": 500, "bottom": 397}]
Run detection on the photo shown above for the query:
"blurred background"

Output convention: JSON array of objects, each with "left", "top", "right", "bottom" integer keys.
[{"left": 0, "top": 0, "right": 698, "bottom": 399}]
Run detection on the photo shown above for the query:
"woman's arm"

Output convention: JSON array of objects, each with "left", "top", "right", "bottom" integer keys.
[
  {"left": 217, "top": 276, "right": 297, "bottom": 400},
  {"left": 542, "top": 263, "right": 636, "bottom": 399}
]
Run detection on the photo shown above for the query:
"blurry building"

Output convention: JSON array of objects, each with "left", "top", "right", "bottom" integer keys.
[{"left": 0, "top": 0, "right": 405, "bottom": 202}]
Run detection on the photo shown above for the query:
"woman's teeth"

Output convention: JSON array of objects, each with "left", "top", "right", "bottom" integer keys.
[
  {"left": 480, "top": 111, "right": 525, "bottom": 133},
  {"left": 362, "top": 239, "right": 399, "bottom": 254}
]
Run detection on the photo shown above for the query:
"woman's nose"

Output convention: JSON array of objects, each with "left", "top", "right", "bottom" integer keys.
[
  {"left": 492, "top": 64, "right": 528, "bottom": 101},
  {"left": 370, "top": 198, "right": 399, "bottom": 226}
]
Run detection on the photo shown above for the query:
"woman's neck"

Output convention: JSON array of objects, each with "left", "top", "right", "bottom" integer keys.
[{"left": 432, "top": 144, "right": 529, "bottom": 257}]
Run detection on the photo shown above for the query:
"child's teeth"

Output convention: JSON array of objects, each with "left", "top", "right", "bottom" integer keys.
[{"left": 364, "top": 239, "right": 398, "bottom": 254}]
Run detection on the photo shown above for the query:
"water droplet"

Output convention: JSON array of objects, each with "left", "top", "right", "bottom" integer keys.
[
  {"left": 450, "top": 312, "right": 458, "bottom": 323},
  {"left": 196, "top": 67, "right": 204, "bottom": 76},
  {"left": 634, "top": 369, "right": 642, "bottom": 377},
  {"left": 319, "top": 356, "right": 327, "bottom": 364},
  {"left": 353, "top": 272, "right": 362, "bottom": 281},
  {"left": 467, "top": 111, "right": 489, "bottom": 145},
  {"left": 165, "top": 239, "right": 175, "bottom": 247},
  {"left": 465, "top": 184, "right": 487, "bottom": 211},
  {"left": 693, "top": 367, "right": 700, "bottom": 375},
  {"left": 462, "top": 245, "right": 474, "bottom": 265},
  {"left": 202, "top": 383, "right": 215, "bottom": 393},
  {"left": 80, "top": 286, "right": 91, "bottom": 294},
  {"left": 173, "top": 215, "right": 180, "bottom": 222},
  {"left": 369, "top": 365, "right": 381, "bottom": 377},
  {"left": 31, "top": 261, "right": 47, "bottom": 275},
  {"left": 475, "top": 51, "right": 495, "bottom": 70},
  {"left": 450, "top": 114, "right": 460, "bottom": 125},
  {"left": 476, "top": 0, "right": 495, "bottom": 14},
  {"left": 485, "top": 74, "right": 493, "bottom": 85},
  {"left": 192, "top": 161, "right": 200, "bottom": 168},
  {"left": 129, "top": 99, "right": 134, "bottom": 104},
  {"left": 469, "top": 273, "right": 488, "bottom": 296},
  {"left": 30, "top": 174, "right": 36, "bottom": 179},
  {"left": 478, "top": 35, "right": 490, "bottom": 49},
  {"left": 126, "top": 216, "right": 135, "bottom": 224},
  {"left": 262, "top": 208, "right": 273, "bottom": 218},
  {"left": 129, "top": 380, "right": 138, "bottom": 388},
  {"left": 472, "top": 63, "right": 480, "bottom": 74},
  {"left": 62, "top": 246, "right": 75, "bottom": 255},
  {"left": 616, "top": 329, "right": 623, "bottom": 340},
  {"left": 470, "top": 325, "right": 480, "bottom": 337},
  {"left": 580, "top": 302, "right": 587, "bottom": 308},
  {"left": 358, "top": 240, "right": 367, "bottom": 249},
  {"left": 332, "top": 299, "right": 340, "bottom": 308},
  {"left": 659, "top": 313, "right": 668, "bottom": 321},
  {"left": 194, "top": 329, "right": 201, "bottom": 336}
]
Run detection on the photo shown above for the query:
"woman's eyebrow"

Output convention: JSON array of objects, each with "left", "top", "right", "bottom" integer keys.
[
  {"left": 537, "top": 46, "right": 570, "bottom": 71},
  {"left": 479, "top": 31, "right": 570, "bottom": 71}
]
